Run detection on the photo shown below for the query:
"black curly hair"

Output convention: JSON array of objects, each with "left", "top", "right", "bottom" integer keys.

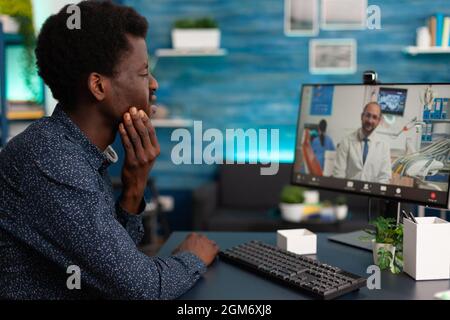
[{"left": 35, "top": 0, "right": 148, "bottom": 107}]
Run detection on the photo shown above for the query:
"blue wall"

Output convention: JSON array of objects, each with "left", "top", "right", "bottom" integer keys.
[{"left": 110, "top": 0, "right": 450, "bottom": 190}]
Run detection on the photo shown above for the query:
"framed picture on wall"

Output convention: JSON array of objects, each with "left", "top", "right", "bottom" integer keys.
[
  {"left": 309, "top": 39, "right": 357, "bottom": 74},
  {"left": 321, "top": 0, "right": 367, "bottom": 30},
  {"left": 284, "top": 0, "right": 319, "bottom": 36}
]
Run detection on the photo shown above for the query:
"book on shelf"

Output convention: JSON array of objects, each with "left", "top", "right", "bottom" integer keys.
[
  {"left": 7, "top": 100, "right": 45, "bottom": 120},
  {"left": 429, "top": 16, "right": 437, "bottom": 46},
  {"left": 436, "top": 13, "right": 444, "bottom": 47},
  {"left": 443, "top": 17, "right": 450, "bottom": 47},
  {"left": 427, "top": 14, "right": 450, "bottom": 48}
]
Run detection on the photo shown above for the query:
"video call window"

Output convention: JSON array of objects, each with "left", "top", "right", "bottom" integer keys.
[{"left": 293, "top": 84, "right": 450, "bottom": 207}]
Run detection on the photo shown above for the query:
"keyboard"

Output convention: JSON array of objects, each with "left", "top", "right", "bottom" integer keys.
[{"left": 219, "top": 240, "right": 366, "bottom": 300}]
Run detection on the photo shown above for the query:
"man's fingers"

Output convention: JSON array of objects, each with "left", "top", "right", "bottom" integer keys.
[
  {"left": 211, "top": 240, "right": 219, "bottom": 249},
  {"left": 118, "top": 123, "right": 137, "bottom": 160},
  {"left": 140, "top": 109, "right": 160, "bottom": 150},
  {"left": 131, "top": 108, "right": 152, "bottom": 151},
  {"left": 123, "top": 111, "right": 145, "bottom": 159}
]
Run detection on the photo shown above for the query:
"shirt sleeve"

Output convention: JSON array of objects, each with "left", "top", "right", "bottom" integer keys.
[
  {"left": 20, "top": 162, "right": 207, "bottom": 300},
  {"left": 115, "top": 199, "right": 146, "bottom": 245}
]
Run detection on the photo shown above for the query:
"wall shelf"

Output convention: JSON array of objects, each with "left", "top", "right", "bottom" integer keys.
[
  {"left": 423, "top": 119, "right": 450, "bottom": 123},
  {"left": 403, "top": 46, "right": 450, "bottom": 55},
  {"left": 155, "top": 48, "right": 227, "bottom": 57},
  {"left": 4, "top": 33, "right": 23, "bottom": 45}
]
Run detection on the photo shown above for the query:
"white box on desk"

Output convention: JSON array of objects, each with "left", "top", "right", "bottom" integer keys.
[
  {"left": 403, "top": 217, "right": 450, "bottom": 281},
  {"left": 277, "top": 229, "right": 317, "bottom": 255}
]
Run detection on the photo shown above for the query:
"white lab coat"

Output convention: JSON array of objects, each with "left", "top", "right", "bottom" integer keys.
[{"left": 332, "top": 129, "right": 392, "bottom": 183}]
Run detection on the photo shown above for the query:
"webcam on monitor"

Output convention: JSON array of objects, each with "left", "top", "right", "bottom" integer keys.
[{"left": 363, "top": 70, "right": 379, "bottom": 85}]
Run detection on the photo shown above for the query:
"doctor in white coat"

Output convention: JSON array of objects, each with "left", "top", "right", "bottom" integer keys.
[{"left": 333, "top": 102, "right": 392, "bottom": 184}]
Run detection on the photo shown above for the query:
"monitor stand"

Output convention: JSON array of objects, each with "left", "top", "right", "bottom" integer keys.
[
  {"left": 328, "top": 198, "right": 403, "bottom": 252},
  {"left": 328, "top": 230, "right": 373, "bottom": 251}
]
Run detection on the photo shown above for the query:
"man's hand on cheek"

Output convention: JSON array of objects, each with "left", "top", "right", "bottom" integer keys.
[{"left": 118, "top": 107, "right": 160, "bottom": 214}]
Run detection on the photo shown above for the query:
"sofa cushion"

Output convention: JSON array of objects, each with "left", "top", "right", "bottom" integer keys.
[{"left": 219, "top": 163, "right": 292, "bottom": 210}]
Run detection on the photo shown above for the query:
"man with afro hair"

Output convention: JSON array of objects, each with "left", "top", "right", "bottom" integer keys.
[{"left": 0, "top": 0, "right": 218, "bottom": 299}]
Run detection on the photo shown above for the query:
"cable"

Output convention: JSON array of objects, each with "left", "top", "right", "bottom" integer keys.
[{"left": 392, "top": 138, "right": 450, "bottom": 176}]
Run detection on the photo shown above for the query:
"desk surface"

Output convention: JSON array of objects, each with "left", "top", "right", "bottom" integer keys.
[{"left": 158, "top": 232, "right": 450, "bottom": 300}]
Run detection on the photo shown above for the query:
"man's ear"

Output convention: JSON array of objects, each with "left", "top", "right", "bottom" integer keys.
[
  {"left": 378, "top": 114, "right": 384, "bottom": 125},
  {"left": 87, "top": 72, "right": 107, "bottom": 102}
]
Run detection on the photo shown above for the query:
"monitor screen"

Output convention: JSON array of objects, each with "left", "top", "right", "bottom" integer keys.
[
  {"left": 378, "top": 87, "right": 408, "bottom": 116},
  {"left": 292, "top": 84, "right": 450, "bottom": 208}
]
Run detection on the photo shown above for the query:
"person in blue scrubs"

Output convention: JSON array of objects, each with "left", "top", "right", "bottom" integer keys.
[{"left": 311, "top": 119, "right": 335, "bottom": 171}]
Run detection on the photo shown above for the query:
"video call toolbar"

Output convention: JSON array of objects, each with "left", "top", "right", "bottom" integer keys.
[{"left": 293, "top": 173, "right": 448, "bottom": 207}]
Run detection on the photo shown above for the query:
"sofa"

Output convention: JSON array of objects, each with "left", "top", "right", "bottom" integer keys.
[{"left": 192, "top": 163, "right": 374, "bottom": 233}]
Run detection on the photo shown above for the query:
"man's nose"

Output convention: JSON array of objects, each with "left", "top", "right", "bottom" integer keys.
[{"left": 149, "top": 74, "right": 159, "bottom": 91}]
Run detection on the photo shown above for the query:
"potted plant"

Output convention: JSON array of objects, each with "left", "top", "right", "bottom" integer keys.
[
  {"left": 362, "top": 217, "right": 403, "bottom": 274},
  {"left": 172, "top": 17, "right": 220, "bottom": 50},
  {"left": 0, "top": 0, "right": 37, "bottom": 100},
  {"left": 0, "top": 13, "right": 19, "bottom": 33},
  {"left": 334, "top": 196, "right": 348, "bottom": 220},
  {"left": 279, "top": 185, "right": 305, "bottom": 223}
]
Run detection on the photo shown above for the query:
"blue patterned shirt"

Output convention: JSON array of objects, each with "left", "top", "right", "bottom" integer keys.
[{"left": 0, "top": 105, "right": 206, "bottom": 299}]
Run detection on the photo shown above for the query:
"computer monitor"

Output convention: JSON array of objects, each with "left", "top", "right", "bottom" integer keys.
[{"left": 292, "top": 83, "right": 450, "bottom": 209}]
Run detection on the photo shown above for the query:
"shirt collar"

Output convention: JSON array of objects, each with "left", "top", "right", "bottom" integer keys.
[
  {"left": 357, "top": 128, "right": 378, "bottom": 142},
  {"left": 51, "top": 104, "right": 116, "bottom": 171}
]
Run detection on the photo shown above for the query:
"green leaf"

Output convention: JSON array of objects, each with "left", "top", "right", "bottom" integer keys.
[
  {"left": 392, "top": 249, "right": 404, "bottom": 274},
  {"left": 174, "top": 17, "right": 218, "bottom": 29},
  {"left": 369, "top": 216, "right": 404, "bottom": 248},
  {"left": 377, "top": 248, "right": 393, "bottom": 270},
  {"left": 390, "top": 263, "right": 401, "bottom": 274},
  {"left": 280, "top": 185, "right": 305, "bottom": 204},
  {"left": 335, "top": 196, "right": 347, "bottom": 205}
]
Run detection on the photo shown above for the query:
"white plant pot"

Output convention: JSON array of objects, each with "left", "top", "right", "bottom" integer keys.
[
  {"left": 171, "top": 28, "right": 221, "bottom": 50},
  {"left": 372, "top": 240, "right": 396, "bottom": 268},
  {"left": 280, "top": 203, "right": 304, "bottom": 223},
  {"left": 303, "top": 190, "right": 319, "bottom": 204},
  {"left": 0, "top": 15, "right": 20, "bottom": 34},
  {"left": 320, "top": 206, "right": 335, "bottom": 221},
  {"left": 334, "top": 205, "right": 348, "bottom": 220}
]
